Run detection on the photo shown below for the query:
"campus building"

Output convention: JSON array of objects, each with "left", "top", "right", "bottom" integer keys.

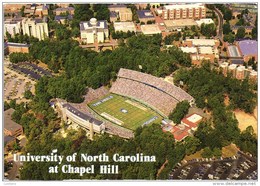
[
  {"left": 80, "top": 18, "right": 109, "bottom": 44},
  {"left": 55, "top": 7, "right": 75, "bottom": 15},
  {"left": 180, "top": 39, "right": 220, "bottom": 65},
  {"left": 4, "top": 18, "right": 23, "bottom": 37},
  {"left": 22, "top": 17, "right": 49, "bottom": 40},
  {"left": 4, "top": 42, "right": 30, "bottom": 54},
  {"left": 108, "top": 4, "right": 133, "bottom": 22},
  {"left": 162, "top": 113, "right": 203, "bottom": 141},
  {"left": 137, "top": 10, "right": 155, "bottom": 24},
  {"left": 114, "top": 22, "right": 136, "bottom": 33},
  {"left": 162, "top": 3, "right": 206, "bottom": 20},
  {"left": 237, "top": 40, "right": 258, "bottom": 62},
  {"left": 54, "top": 99, "right": 105, "bottom": 139},
  {"left": 34, "top": 5, "right": 49, "bottom": 17},
  {"left": 4, "top": 109, "right": 23, "bottom": 137},
  {"left": 141, "top": 24, "right": 161, "bottom": 35}
]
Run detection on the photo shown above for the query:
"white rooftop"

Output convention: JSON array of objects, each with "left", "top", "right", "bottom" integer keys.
[
  {"left": 141, "top": 24, "right": 161, "bottom": 35},
  {"left": 114, "top": 22, "right": 136, "bottom": 32},
  {"left": 229, "top": 64, "right": 237, "bottom": 69},
  {"left": 180, "top": 47, "right": 197, "bottom": 54},
  {"left": 186, "top": 114, "right": 202, "bottom": 123},
  {"left": 220, "top": 62, "right": 229, "bottom": 68},
  {"left": 237, "top": 66, "right": 246, "bottom": 71},
  {"left": 187, "top": 39, "right": 216, "bottom": 46},
  {"left": 164, "top": 3, "right": 205, "bottom": 10},
  {"left": 195, "top": 18, "right": 214, "bottom": 27},
  {"left": 198, "top": 46, "right": 214, "bottom": 54}
]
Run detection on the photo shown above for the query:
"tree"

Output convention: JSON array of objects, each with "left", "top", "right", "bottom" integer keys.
[
  {"left": 4, "top": 101, "right": 10, "bottom": 111},
  {"left": 213, "top": 147, "right": 222, "bottom": 158},
  {"left": 201, "top": 147, "right": 213, "bottom": 158},
  {"left": 9, "top": 99, "right": 16, "bottom": 109},
  {"left": 168, "top": 101, "right": 190, "bottom": 123},
  {"left": 201, "top": 23, "right": 216, "bottom": 37},
  {"left": 223, "top": 21, "right": 231, "bottom": 34},
  {"left": 184, "top": 137, "right": 201, "bottom": 155},
  {"left": 224, "top": 9, "right": 232, "bottom": 21},
  {"left": 9, "top": 53, "right": 31, "bottom": 63},
  {"left": 24, "top": 90, "right": 33, "bottom": 99},
  {"left": 236, "top": 27, "right": 246, "bottom": 39}
]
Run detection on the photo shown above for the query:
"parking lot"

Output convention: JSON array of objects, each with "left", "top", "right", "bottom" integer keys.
[
  {"left": 10, "top": 62, "right": 52, "bottom": 80},
  {"left": 169, "top": 151, "right": 257, "bottom": 180},
  {"left": 4, "top": 65, "right": 36, "bottom": 103}
]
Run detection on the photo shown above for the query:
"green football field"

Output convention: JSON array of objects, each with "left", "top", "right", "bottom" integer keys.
[{"left": 88, "top": 94, "right": 163, "bottom": 130}]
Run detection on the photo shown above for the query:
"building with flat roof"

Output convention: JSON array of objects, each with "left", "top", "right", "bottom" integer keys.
[
  {"left": 114, "top": 22, "right": 136, "bottom": 33},
  {"left": 237, "top": 40, "right": 258, "bottom": 62},
  {"left": 4, "top": 18, "right": 22, "bottom": 37},
  {"left": 137, "top": 10, "right": 155, "bottom": 24},
  {"left": 236, "top": 65, "right": 246, "bottom": 80},
  {"left": 183, "top": 39, "right": 219, "bottom": 47},
  {"left": 108, "top": 5, "right": 132, "bottom": 22},
  {"left": 180, "top": 46, "right": 197, "bottom": 54},
  {"left": 140, "top": 24, "right": 161, "bottom": 35},
  {"left": 220, "top": 62, "right": 229, "bottom": 76},
  {"left": 80, "top": 18, "right": 109, "bottom": 44},
  {"left": 227, "top": 45, "right": 241, "bottom": 58},
  {"left": 162, "top": 3, "right": 206, "bottom": 20},
  {"left": 231, "top": 3, "right": 257, "bottom": 13},
  {"left": 55, "top": 99, "right": 105, "bottom": 138},
  {"left": 35, "top": 5, "right": 48, "bottom": 17},
  {"left": 180, "top": 39, "right": 219, "bottom": 65},
  {"left": 4, "top": 42, "right": 30, "bottom": 54},
  {"left": 181, "top": 113, "right": 203, "bottom": 131},
  {"left": 195, "top": 18, "right": 214, "bottom": 27},
  {"left": 4, "top": 109, "right": 23, "bottom": 137},
  {"left": 162, "top": 113, "right": 203, "bottom": 141},
  {"left": 164, "top": 19, "right": 197, "bottom": 31},
  {"left": 55, "top": 7, "right": 74, "bottom": 15},
  {"left": 22, "top": 17, "right": 49, "bottom": 40},
  {"left": 55, "top": 15, "right": 73, "bottom": 24}
]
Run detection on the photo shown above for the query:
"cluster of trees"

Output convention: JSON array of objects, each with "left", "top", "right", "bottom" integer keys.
[
  {"left": 30, "top": 34, "right": 191, "bottom": 102},
  {"left": 6, "top": 32, "right": 39, "bottom": 44},
  {"left": 251, "top": 17, "right": 257, "bottom": 39},
  {"left": 174, "top": 62, "right": 256, "bottom": 113},
  {"left": 236, "top": 27, "right": 246, "bottom": 39},
  {"left": 223, "top": 21, "right": 231, "bottom": 35},
  {"left": 200, "top": 23, "right": 216, "bottom": 37},
  {"left": 127, "top": 4, "right": 139, "bottom": 23},
  {"left": 173, "top": 62, "right": 257, "bottom": 156},
  {"left": 9, "top": 52, "right": 32, "bottom": 63},
  {"left": 215, "top": 4, "right": 232, "bottom": 21},
  {"left": 93, "top": 4, "right": 110, "bottom": 21},
  {"left": 164, "top": 32, "right": 182, "bottom": 45},
  {"left": 19, "top": 117, "right": 183, "bottom": 180},
  {"left": 223, "top": 32, "right": 235, "bottom": 43},
  {"left": 168, "top": 101, "right": 190, "bottom": 124},
  {"left": 111, "top": 30, "right": 136, "bottom": 39}
]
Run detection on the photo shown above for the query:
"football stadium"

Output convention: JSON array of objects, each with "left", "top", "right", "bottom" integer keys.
[
  {"left": 89, "top": 94, "right": 163, "bottom": 130},
  {"left": 88, "top": 68, "right": 194, "bottom": 131}
]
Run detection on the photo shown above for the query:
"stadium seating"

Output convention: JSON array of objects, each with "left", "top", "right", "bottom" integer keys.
[{"left": 110, "top": 68, "right": 194, "bottom": 116}]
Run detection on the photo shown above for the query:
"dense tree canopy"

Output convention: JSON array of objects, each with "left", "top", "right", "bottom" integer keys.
[
  {"left": 30, "top": 34, "right": 191, "bottom": 102},
  {"left": 200, "top": 23, "right": 216, "bottom": 37},
  {"left": 168, "top": 101, "right": 190, "bottom": 124}
]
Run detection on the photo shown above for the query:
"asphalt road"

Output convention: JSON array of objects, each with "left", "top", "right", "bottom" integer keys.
[{"left": 214, "top": 7, "right": 224, "bottom": 40}]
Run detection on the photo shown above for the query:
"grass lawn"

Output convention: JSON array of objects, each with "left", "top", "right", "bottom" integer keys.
[{"left": 88, "top": 94, "right": 163, "bottom": 130}]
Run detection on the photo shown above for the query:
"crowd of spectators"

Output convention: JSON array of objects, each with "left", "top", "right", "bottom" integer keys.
[
  {"left": 83, "top": 86, "right": 109, "bottom": 104},
  {"left": 118, "top": 68, "right": 194, "bottom": 103},
  {"left": 110, "top": 78, "right": 178, "bottom": 116}
]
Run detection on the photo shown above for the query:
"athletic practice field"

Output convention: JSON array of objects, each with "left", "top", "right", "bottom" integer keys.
[{"left": 88, "top": 94, "right": 162, "bottom": 130}]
